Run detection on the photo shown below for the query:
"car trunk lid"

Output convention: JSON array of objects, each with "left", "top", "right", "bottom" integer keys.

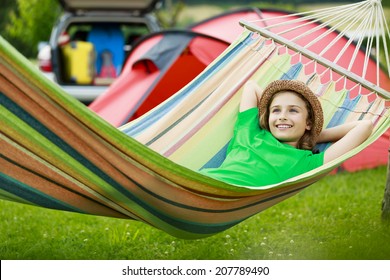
[{"left": 59, "top": 0, "right": 161, "bottom": 14}]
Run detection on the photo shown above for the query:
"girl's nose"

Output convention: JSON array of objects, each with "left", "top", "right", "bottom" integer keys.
[{"left": 279, "top": 111, "right": 287, "bottom": 120}]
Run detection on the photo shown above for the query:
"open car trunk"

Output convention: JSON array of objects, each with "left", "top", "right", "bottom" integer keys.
[
  {"left": 59, "top": 0, "right": 161, "bottom": 13},
  {"left": 50, "top": 0, "right": 162, "bottom": 91}
]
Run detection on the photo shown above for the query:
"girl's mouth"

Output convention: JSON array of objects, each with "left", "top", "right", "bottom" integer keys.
[{"left": 276, "top": 124, "right": 292, "bottom": 129}]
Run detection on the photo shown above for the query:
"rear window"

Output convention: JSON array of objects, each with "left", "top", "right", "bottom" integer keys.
[{"left": 66, "top": 22, "right": 150, "bottom": 48}]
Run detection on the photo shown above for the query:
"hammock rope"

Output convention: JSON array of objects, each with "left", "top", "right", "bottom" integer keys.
[
  {"left": 1, "top": 0, "right": 389, "bottom": 239},
  {"left": 244, "top": 0, "right": 390, "bottom": 91}
]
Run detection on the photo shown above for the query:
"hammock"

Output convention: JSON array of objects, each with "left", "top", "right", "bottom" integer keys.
[{"left": 1, "top": 0, "right": 389, "bottom": 239}]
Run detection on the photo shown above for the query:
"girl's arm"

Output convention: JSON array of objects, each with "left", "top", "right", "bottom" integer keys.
[
  {"left": 239, "top": 80, "right": 263, "bottom": 112},
  {"left": 320, "top": 120, "right": 373, "bottom": 164}
]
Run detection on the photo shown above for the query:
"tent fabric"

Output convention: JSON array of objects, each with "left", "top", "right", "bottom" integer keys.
[
  {"left": 89, "top": 8, "right": 267, "bottom": 126},
  {"left": 192, "top": 8, "right": 390, "bottom": 93},
  {"left": 89, "top": 30, "right": 229, "bottom": 126},
  {"left": 1, "top": 29, "right": 389, "bottom": 239},
  {"left": 134, "top": 33, "right": 193, "bottom": 70},
  {"left": 188, "top": 7, "right": 265, "bottom": 43}
]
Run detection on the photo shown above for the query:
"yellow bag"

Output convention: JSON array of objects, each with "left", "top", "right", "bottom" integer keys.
[{"left": 62, "top": 41, "right": 95, "bottom": 84}]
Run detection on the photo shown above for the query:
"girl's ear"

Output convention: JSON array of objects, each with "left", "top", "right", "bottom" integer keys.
[{"left": 306, "top": 120, "right": 312, "bottom": 131}]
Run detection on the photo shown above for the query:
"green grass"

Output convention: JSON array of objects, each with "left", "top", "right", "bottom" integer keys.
[{"left": 1, "top": 166, "right": 389, "bottom": 260}]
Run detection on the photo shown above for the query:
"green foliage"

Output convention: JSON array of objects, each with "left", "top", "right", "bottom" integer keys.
[
  {"left": 1, "top": 166, "right": 389, "bottom": 260},
  {"left": 3, "top": 0, "right": 61, "bottom": 58},
  {"left": 156, "top": 0, "right": 186, "bottom": 28},
  {"left": 182, "top": 0, "right": 356, "bottom": 4},
  {"left": 0, "top": 0, "right": 15, "bottom": 33},
  {"left": 382, "top": 0, "right": 390, "bottom": 8}
]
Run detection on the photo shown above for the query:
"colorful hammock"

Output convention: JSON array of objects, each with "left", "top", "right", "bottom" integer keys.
[{"left": 1, "top": 0, "right": 389, "bottom": 239}]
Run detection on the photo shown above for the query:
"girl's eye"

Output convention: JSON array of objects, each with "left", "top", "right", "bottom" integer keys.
[
  {"left": 272, "top": 108, "right": 280, "bottom": 113},
  {"left": 290, "top": 108, "right": 299, "bottom": 113}
]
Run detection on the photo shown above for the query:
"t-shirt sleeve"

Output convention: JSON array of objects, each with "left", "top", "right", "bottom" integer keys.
[
  {"left": 306, "top": 151, "right": 325, "bottom": 171},
  {"left": 285, "top": 150, "right": 324, "bottom": 181},
  {"left": 234, "top": 108, "right": 259, "bottom": 131}
]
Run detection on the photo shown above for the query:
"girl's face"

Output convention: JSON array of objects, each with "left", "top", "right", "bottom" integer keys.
[{"left": 267, "top": 91, "right": 312, "bottom": 147}]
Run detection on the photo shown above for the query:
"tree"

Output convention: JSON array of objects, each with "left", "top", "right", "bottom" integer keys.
[
  {"left": 0, "top": 0, "right": 16, "bottom": 34},
  {"left": 4, "top": 0, "right": 61, "bottom": 58},
  {"left": 381, "top": 0, "right": 390, "bottom": 220},
  {"left": 383, "top": 150, "right": 390, "bottom": 220},
  {"left": 156, "top": 0, "right": 185, "bottom": 28}
]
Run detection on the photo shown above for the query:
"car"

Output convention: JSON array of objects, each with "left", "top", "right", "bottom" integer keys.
[{"left": 37, "top": 0, "right": 162, "bottom": 102}]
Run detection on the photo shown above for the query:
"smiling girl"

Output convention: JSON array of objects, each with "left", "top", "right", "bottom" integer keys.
[{"left": 199, "top": 79, "right": 373, "bottom": 187}]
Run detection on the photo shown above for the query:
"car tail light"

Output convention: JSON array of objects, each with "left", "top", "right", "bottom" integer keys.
[
  {"left": 38, "top": 59, "right": 53, "bottom": 72},
  {"left": 37, "top": 44, "right": 52, "bottom": 72}
]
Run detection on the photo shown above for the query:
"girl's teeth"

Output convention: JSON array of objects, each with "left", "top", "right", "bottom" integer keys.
[{"left": 277, "top": 125, "right": 291, "bottom": 128}]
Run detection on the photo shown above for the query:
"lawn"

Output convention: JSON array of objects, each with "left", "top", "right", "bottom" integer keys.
[{"left": 1, "top": 166, "right": 389, "bottom": 260}]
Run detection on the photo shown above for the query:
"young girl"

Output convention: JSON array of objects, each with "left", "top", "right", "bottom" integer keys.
[{"left": 200, "top": 79, "right": 373, "bottom": 187}]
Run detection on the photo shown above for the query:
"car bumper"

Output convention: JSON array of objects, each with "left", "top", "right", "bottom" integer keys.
[
  {"left": 61, "top": 85, "right": 108, "bottom": 102},
  {"left": 40, "top": 72, "right": 108, "bottom": 102}
]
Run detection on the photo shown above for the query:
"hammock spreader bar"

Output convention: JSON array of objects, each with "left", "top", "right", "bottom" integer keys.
[{"left": 239, "top": 20, "right": 390, "bottom": 99}]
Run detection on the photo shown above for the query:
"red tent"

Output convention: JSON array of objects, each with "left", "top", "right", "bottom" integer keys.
[
  {"left": 89, "top": 7, "right": 390, "bottom": 172},
  {"left": 191, "top": 8, "right": 390, "bottom": 94},
  {"left": 89, "top": 8, "right": 268, "bottom": 126},
  {"left": 89, "top": 30, "right": 229, "bottom": 125}
]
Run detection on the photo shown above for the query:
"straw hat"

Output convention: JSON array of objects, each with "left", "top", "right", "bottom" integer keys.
[{"left": 258, "top": 80, "right": 324, "bottom": 140}]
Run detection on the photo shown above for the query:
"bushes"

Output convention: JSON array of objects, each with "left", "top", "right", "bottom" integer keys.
[{"left": 1, "top": 0, "right": 61, "bottom": 58}]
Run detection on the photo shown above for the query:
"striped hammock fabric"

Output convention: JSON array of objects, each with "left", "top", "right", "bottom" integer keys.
[{"left": 1, "top": 26, "right": 389, "bottom": 238}]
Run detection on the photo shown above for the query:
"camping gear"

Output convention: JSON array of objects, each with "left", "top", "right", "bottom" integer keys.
[
  {"left": 0, "top": 0, "right": 389, "bottom": 239},
  {"left": 62, "top": 41, "right": 95, "bottom": 84},
  {"left": 94, "top": 51, "right": 118, "bottom": 85},
  {"left": 87, "top": 24, "right": 125, "bottom": 77}
]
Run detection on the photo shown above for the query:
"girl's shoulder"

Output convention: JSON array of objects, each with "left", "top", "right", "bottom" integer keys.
[
  {"left": 238, "top": 107, "right": 258, "bottom": 116},
  {"left": 235, "top": 107, "right": 261, "bottom": 130}
]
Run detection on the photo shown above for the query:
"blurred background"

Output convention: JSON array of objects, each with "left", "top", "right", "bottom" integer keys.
[{"left": 2, "top": 0, "right": 389, "bottom": 59}]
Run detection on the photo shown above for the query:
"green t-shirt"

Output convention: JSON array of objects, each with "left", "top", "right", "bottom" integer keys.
[{"left": 200, "top": 108, "right": 324, "bottom": 187}]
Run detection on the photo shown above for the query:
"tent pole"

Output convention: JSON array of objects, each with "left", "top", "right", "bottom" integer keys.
[{"left": 382, "top": 145, "right": 390, "bottom": 220}]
